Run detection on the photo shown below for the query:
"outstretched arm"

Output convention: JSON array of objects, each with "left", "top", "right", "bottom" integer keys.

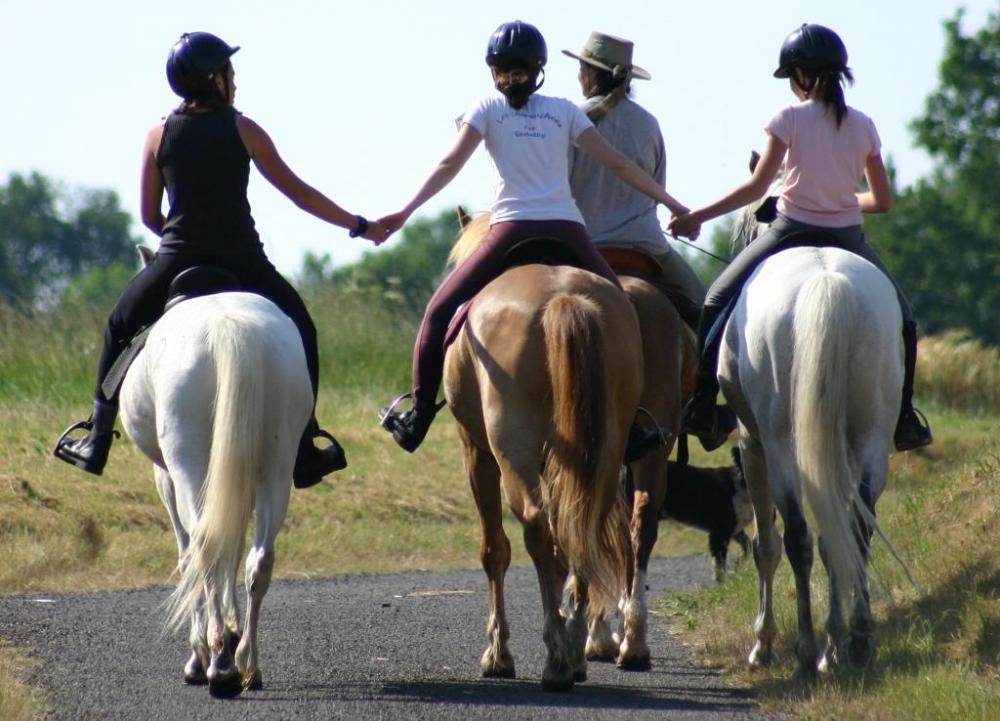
[
  {"left": 236, "top": 115, "right": 386, "bottom": 243},
  {"left": 669, "top": 132, "right": 787, "bottom": 238},
  {"left": 574, "top": 127, "right": 688, "bottom": 216},
  {"left": 379, "top": 123, "right": 483, "bottom": 236}
]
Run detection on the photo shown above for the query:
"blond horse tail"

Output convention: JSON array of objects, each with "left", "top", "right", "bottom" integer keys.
[
  {"left": 542, "top": 293, "right": 627, "bottom": 608},
  {"left": 169, "top": 316, "right": 264, "bottom": 631},
  {"left": 792, "top": 272, "right": 869, "bottom": 597}
]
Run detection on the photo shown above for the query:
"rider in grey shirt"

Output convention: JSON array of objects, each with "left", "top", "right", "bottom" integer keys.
[{"left": 566, "top": 32, "right": 704, "bottom": 328}]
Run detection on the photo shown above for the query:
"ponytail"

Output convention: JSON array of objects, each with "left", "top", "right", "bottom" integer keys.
[
  {"left": 805, "top": 67, "right": 854, "bottom": 128},
  {"left": 584, "top": 66, "right": 632, "bottom": 122},
  {"left": 495, "top": 66, "right": 543, "bottom": 110}
]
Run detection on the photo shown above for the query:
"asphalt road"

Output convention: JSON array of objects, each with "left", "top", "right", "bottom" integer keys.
[{"left": 0, "top": 557, "right": 775, "bottom": 721}]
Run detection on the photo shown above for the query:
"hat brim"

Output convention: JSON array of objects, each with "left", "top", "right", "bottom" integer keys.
[
  {"left": 773, "top": 66, "right": 790, "bottom": 78},
  {"left": 561, "top": 49, "right": 651, "bottom": 80}
]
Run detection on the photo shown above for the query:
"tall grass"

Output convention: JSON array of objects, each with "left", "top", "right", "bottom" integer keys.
[{"left": 916, "top": 330, "right": 1000, "bottom": 415}]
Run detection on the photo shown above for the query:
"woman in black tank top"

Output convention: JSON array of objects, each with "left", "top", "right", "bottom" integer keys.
[{"left": 54, "top": 32, "right": 387, "bottom": 488}]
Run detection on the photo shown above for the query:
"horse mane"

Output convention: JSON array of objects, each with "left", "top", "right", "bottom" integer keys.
[
  {"left": 731, "top": 153, "right": 787, "bottom": 252},
  {"left": 448, "top": 208, "right": 491, "bottom": 267}
]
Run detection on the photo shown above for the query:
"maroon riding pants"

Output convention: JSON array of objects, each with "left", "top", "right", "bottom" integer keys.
[{"left": 411, "top": 220, "right": 622, "bottom": 407}]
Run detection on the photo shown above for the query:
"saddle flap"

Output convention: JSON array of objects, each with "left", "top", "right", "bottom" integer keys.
[{"left": 598, "top": 247, "right": 660, "bottom": 280}]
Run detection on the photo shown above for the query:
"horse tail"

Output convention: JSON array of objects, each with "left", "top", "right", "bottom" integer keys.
[
  {"left": 791, "top": 272, "right": 867, "bottom": 596},
  {"left": 169, "top": 315, "right": 264, "bottom": 630},
  {"left": 542, "top": 293, "right": 627, "bottom": 607}
]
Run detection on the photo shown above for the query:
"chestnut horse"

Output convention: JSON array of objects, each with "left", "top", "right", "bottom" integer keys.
[
  {"left": 444, "top": 213, "right": 643, "bottom": 690},
  {"left": 583, "top": 250, "right": 698, "bottom": 670}
]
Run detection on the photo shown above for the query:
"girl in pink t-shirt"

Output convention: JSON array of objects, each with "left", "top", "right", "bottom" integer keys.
[{"left": 669, "top": 23, "right": 931, "bottom": 452}]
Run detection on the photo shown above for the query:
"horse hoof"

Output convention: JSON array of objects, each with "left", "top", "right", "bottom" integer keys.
[
  {"left": 573, "top": 669, "right": 587, "bottom": 683},
  {"left": 481, "top": 665, "right": 516, "bottom": 679},
  {"left": 616, "top": 647, "right": 652, "bottom": 672},
  {"left": 208, "top": 675, "right": 244, "bottom": 699},
  {"left": 848, "top": 635, "right": 876, "bottom": 670},
  {"left": 243, "top": 671, "right": 263, "bottom": 691},
  {"left": 541, "top": 676, "right": 574, "bottom": 693},
  {"left": 183, "top": 654, "right": 207, "bottom": 685}
]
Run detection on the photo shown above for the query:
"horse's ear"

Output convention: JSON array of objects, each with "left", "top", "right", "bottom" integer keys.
[
  {"left": 136, "top": 244, "right": 155, "bottom": 268},
  {"left": 457, "top": 206, "right": 472, "bottom": 230},
  {"left": 749, "top": 150, "right": 761, "bottom": 175}
]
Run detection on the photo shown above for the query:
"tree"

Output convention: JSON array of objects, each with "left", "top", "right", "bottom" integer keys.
[
  {"left": 0, "top": 172, "right": 139, "bottom": 308},
  {"left": 866, "top": 11, "right": 1000, "bottom": 345},
  {"left": 299, "top": 209, "right": 460, "bottom": 315}
]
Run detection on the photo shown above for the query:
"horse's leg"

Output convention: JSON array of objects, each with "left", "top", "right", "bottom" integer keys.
[
  {"left": 846, "top": 475, "right": 877, "bottom": 670},
  {"left": 817, "top": 536, "right": 848, "bottom": 673},
  {"left": 502, "top": 460, "right": 574, "bottom": 691},
  {"left": 777, "top": 490, "right": 819, "bottom": 680},
  {"left": 564, "top": 575, "right": 589, "bottom": 682},
  {"left": 618, "top": 453, "right": 668, "bottom": 671},
  {"left": 465, "top": 442, "right": 515, "bottom": 679},
  {"left": 743, "top": 440, "right": 783, "bottom": 670},
  {"left": 234, "top": 474, "right": 291, "bottom": 692},
  {"left": 585, "top": 495, "right": 630, "bottom": 662},
  {"left": 152, "top": 465, "right": 208, "bottom": 685}
]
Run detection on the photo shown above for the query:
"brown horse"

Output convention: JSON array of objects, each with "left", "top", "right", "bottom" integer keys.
[
  {"left": 583, "top": 249, "right": 698, "bottom": 670},
  {"left": 443, "top": 212, "right": 643, "bottom": 690}
]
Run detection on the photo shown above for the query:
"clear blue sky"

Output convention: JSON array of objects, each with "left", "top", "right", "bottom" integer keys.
[{"left": 1, "top": 1, "right": 993, "bottom": 276}]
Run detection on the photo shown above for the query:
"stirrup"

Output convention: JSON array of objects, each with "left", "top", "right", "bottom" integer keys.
[
  {"left": 378, "top": 393, "right": 447, "bottom": 430},
  {"left": 895, "top": 407, "right": 933, "bottom": 452},
  {"left": 52, "top": 418, "right": 120, "bottom": 472},
  {"left": 624, "top": 406, "right": 672, "bottom": 463}
]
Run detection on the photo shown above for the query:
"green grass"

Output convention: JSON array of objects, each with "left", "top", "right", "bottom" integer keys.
[
  {"left": 661, "top": 414, "right": 1000, "bottom": 721},
  {"left": 2, "top": 296, "right": 999, "bottom": 720}
]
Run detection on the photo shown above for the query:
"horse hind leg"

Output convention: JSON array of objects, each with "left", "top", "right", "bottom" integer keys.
[
  {"left": 780, "top": 496, "right": 819, "bottom": 680},
  {"left": 847, "top": 477, "right": 877, "bottom": 670},
  {"left": 743, "top": 443, "right": 783, "bottom": 670},
  {"left": 465, "top": 443, "right": 516, "bottom": 680},
  {"left": 234, "top": 477, "right": 290, "bottom": 692},
  {"left": 564, "top": 575, "right": 590, "bottom": 682},
  {"left": 502, "top": 460, "right": 574, "bottom": 691}
]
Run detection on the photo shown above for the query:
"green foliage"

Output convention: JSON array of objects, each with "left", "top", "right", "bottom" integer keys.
[
  {"left": 867, "top": 10, "right": 1000, "bottom": 345},
  {"left": 300, "top": 209, "right": 460, "bottom": 317},
  {"left": 673, "top": 221, "right": 734, "bottom": 287},
  {"left": 0, "top": 172, "right": 139, "bottom": 308}
]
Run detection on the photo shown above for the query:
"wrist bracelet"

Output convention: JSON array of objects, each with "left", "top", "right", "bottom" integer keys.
[{"left": 349, "top": 215, "right": 369, "bottom": 238}]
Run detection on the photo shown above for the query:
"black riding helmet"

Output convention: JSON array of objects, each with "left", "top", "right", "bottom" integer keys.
[
  {"left": 485, "top": 20, "right": 547, "bottom": 69},
  {"left": 166, "top": 32, "right": 240, "bottom": 98},
  {"left": 773, "top": 24, "right": 847, "bottom": 78}
]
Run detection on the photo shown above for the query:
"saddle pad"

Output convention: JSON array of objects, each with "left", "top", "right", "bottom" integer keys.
[{"left": 100, "top": 325, "right": 153, "bottom": 401}]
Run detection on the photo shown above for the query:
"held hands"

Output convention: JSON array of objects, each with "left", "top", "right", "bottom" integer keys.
[
  {"left": 376, "top": 211, "right": 410, "bottom": 240},
  {"left": 668, "top": 211, "right": 701, "bottom": 240},
  {"left": 363, "top": 220, "right": 389, "bottom": 246}
]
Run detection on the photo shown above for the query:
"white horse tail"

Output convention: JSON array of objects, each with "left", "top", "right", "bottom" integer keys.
[
  {"left": 542, "top": 293, "right": 627, "bottom": 607},
  {"left": 791, "top": 272, "right": 867, "bottom": 597},
  {"left": 170, "top": 315, "right": 265, "bottom": 630}
]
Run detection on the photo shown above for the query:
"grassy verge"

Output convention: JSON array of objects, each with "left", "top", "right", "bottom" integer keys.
[{"left": 661, "top": 413, "right": 1000, "bottom": 721}]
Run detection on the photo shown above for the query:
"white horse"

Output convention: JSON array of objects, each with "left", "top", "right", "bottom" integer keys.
[
  {"left": 719, "top": 242, "right": 903, "bottom": 677},
  {"left": 120, "top": 272, "right": 311, "bottom": 697}
]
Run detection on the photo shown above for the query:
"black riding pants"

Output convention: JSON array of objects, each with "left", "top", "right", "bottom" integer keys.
[
  {"left": 95, "top": 250, "right": 318, "bottom": 403},
  {"left": 695, "top": 214, "right": 914, "bottom": 391}
]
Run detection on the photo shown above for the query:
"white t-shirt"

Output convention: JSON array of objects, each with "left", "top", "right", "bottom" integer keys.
[
  {"left": 766, "top": 100, "right": 881, "bottom": 227},
  {"left": 461, "top": 93, "right": 593, "bottom": 224}
]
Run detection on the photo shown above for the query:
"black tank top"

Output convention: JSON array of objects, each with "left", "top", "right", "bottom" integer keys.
[{"left": 157, "top": 107, "right": 263, "bottom": 255}]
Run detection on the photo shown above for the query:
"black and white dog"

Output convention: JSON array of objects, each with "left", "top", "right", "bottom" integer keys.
[
  {"left": 662, "top": 440, "right": 753, "bottom": 581},
  {"left": 622, "top": 436, "right": 754, "bottom": 581}
]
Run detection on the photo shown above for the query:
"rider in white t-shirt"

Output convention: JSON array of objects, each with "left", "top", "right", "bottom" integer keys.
[
  {"left": 669, "top": 23, "right": 932, "bottom": 453},
  {"left": 377, "top": 20, "right": 689, "bottom": 453}
]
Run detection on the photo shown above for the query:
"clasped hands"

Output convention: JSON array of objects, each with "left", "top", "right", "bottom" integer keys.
[{"left": 668, "top": 209, "right": 701, "bottom": 240}]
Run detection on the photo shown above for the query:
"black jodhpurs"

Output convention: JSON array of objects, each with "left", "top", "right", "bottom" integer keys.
[{"left": 95, "top": 250, "right": 318, "bottom": 403}]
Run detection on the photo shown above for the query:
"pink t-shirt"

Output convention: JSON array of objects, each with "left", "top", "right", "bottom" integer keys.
[{"left": 766, "top": 100, "right": 881, "bottom": 227}]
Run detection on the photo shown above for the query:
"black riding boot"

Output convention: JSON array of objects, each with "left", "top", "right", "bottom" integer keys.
[
  {"left": 53, "top": 399, "right": 120, "bottom": 475},
  {"left": 293, "top": 416, "right": 348, "bottom": 489},
  {"left": 894, "top": 321, "right": 933, "bottom": 451},
  {"left": 379, "top": 395, "right": 439, "bottom": 453},
  {"left": 680, "top": 306, "right": 734, "bottom": 451}
]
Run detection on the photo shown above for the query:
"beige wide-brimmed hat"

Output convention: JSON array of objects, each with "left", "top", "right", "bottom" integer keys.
[{"left": 562, "top": 31, "right": 651, "bottom": 80}]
